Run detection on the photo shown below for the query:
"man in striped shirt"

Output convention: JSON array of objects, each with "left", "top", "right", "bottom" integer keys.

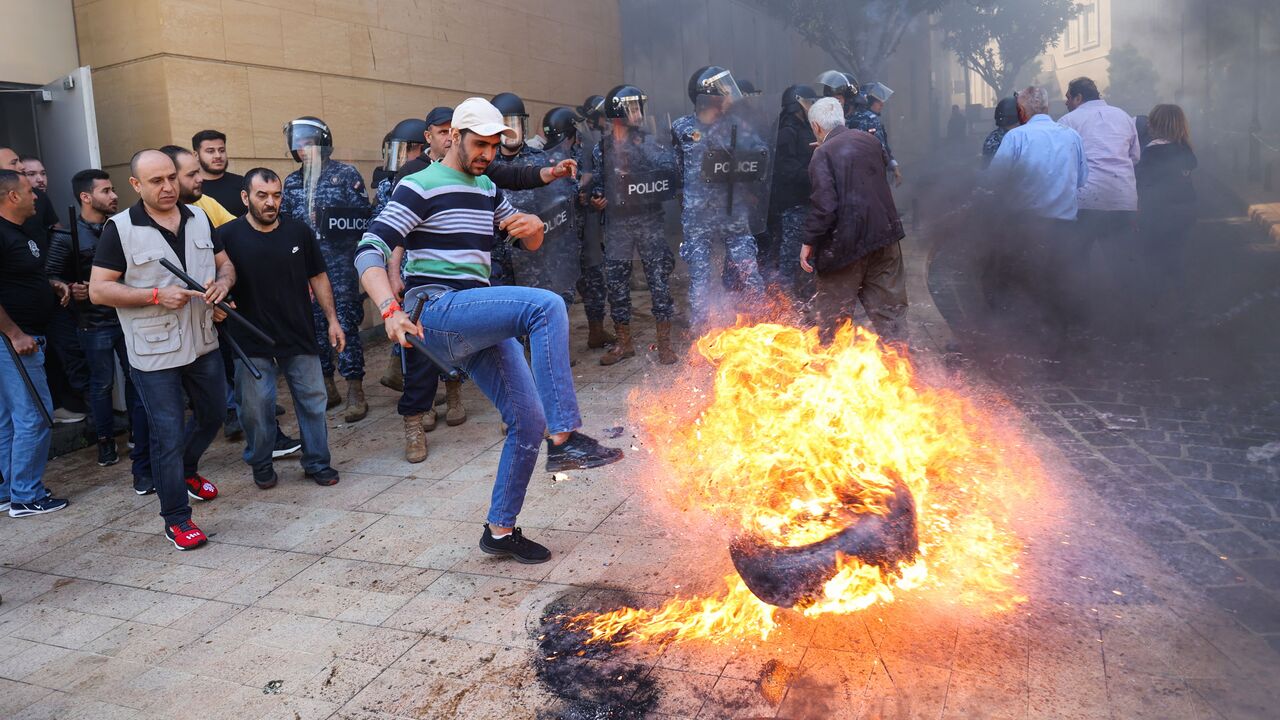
[{"left": 355, "top": 98, "right": 623, "bottom": 564}]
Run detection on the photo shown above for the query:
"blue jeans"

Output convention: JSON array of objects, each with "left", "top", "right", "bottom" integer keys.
[
  {"left": 235, "top": 354, "right": 331, "bottom": 473},
  {"left": 417, "top": 285, "right": 582, "bottom": 527},
  {"left": 78, "top": 325, "right": 152, "bottom": 483},
  {"left": 130, "top": 349, "right": 225, "bottom": 526},
  {"left": 0, "top": 337, "right": 53, "bottom": 503}
]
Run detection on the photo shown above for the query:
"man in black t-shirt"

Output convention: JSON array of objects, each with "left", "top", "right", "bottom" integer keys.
[
  {"left": 0, "top": 170, "right": 72, "bottom": 517},
  {"left": 217, "top": 168, "right": 342, "bottom": 489},
  {"left": 192, "top": 130, "right": 246, "bottom": 218}
]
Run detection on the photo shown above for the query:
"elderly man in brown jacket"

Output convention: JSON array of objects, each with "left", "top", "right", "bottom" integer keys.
[{"left": 800, "top": 97, "right": 907, "bottom": 344}]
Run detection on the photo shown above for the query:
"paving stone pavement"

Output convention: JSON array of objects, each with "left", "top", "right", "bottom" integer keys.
[{"left": 1, "top": 241, "right": 1277, "bottom": 719}]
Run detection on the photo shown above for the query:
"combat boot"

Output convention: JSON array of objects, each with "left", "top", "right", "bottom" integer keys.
[
  {"left": 587, "top": 319, "right": 615, "bottom": 349},
  {"left": 600, "top": 323, "right": 634, "bottom": 366},
  {"left": 379, "top": 353, "right": 403, "bottom": 392},
  {"left": 655, "top": 321, "right": 678, "bottom": 365},
  {"left": 403, "top": 414, "right": 427, "bottom": 463},
  {"left": 444, "top": 379, "right": 467, "bottom": 426},
  {"left": 423, "top": 408, "right": 438, "bottom": 432},
  {"left": 324, "top": 375, "right": 341, "bottom": 409},
  {"left": 343, "top": 379, "right": 368, "bottom": 423}
]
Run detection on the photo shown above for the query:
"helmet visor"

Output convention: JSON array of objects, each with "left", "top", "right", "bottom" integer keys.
[
  {"left": 612, "top": 92, "right": 647, "bottom": 127},
  {"left": 385, "top": 140, "right": 418, "bottom": 172},
  {"left": 501, "top": 115, "right": 526, "bottom": 149},
  {"left": 700, "top": 69, "right": 743, "bottom": 102},
  {"left": 284, "top": 119, "right": 328, "bottom": 153}
]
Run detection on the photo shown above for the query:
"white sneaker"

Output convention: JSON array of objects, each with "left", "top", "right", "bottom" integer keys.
[{"left": 52, "top": 408, "right": 86, "bottom": 424}]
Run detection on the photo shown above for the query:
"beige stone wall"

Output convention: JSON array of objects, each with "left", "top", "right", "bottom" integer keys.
[
  {"left": 75, "top": 0, "right": 624, "bottom": 203},
  {"left": 0, "top": 2, "right": 79, "bottom": 86}
]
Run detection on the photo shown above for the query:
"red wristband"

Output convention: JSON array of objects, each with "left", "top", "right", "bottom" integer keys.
[
  {"left": 381, "top": 301, "right": 402, "bottom": 320},
  {"left": 151, "top": 288, "right": 160, "bottom": 305}
]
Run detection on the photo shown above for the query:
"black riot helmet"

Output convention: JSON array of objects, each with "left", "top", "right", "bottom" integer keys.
[
  {"left": 386, "top": 118, "right": 428, "bottom": 172},
  {"left": 605, "top": 84, "right": 647, "bottom": 127},
  {"left": 491, "top": 92, "right": 528, "bottom": 150},
  {"left": 782, "top": 84, "right": 819, "bottom": 115},
  {"left": 542, "top": 107, "right": 579, "bottom": 148},
  {"left": 738, "top": 79, "right": 762, "bottom": 97},
  {"left": 490, "top": 92, "right": 528, "bottom": 118},
  {"left": 687, "top": 65, "right": 742, "bottom": 105},
  {"left": 994, "top": 97, "right": 1018, "bottom": 128},
  {"left": 283, "top": 116, "right": 332, "bottom": 163},
  {"left": 579, "top": 94, "right": 606, "bottom": 132},
  {"left": 815, "top": 70, "right": 858, "bottom": 100}
]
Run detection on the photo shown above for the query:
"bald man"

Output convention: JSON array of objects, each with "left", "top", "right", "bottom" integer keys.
[{"left": 90, "top": 149, "right": 237, "bottom": 550}]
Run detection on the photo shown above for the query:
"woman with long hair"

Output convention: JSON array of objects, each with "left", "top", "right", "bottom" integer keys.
[{"left": 1135, "top": 103, "right": 1197, "bottom": 325}]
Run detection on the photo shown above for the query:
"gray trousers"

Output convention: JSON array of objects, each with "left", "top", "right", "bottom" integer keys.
[{"left": 812, "top": 241, "right": 908, "bottom": 344}]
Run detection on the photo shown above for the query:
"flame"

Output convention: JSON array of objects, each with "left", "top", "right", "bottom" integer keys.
[{"left": 574, "top": 321, "right": 1042, "bottom": 644}]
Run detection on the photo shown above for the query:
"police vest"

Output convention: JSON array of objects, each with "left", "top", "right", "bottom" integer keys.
[{"left": 112, "top": 205, "right": 220, "bottom": 372}]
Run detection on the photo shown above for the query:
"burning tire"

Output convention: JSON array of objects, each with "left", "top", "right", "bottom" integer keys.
[{"left": 728, "top": 482, "right": 920, "bottom": 609}]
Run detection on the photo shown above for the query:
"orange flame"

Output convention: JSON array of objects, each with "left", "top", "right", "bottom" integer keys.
[{"left": 574, "top": 321, "right": 1042, "bottom": 644}]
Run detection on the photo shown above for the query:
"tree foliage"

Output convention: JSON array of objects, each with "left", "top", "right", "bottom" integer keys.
[
  {"left": 939, "top": 0, "right": 1078, "bottom": 98},
  {"left": 1105, "top": 43, "right": 1160, "bottom": 115},
  {"left": 756, "top": 0, "right": 947, "bottom": 81}
]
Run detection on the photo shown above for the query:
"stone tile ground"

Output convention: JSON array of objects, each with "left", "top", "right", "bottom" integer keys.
[{"left": 2, "top": 240, "right": 1277, "bottom": 718}]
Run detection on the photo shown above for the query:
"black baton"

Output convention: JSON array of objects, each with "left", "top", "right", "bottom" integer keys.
[
  {"left": 406, "top": 297, "right": 463, "bottom": 382},
  {"left": 157, "top": 258, "right": 264, "bottom": 380},
  {"left": 68, "top": 207, "right": 90, "bottom": 329},
  {"left": 726, "top": 124, "right": 738, "bottom": 216},
  {"left": 1, "top": 334, "right": 54, "bottom": 429},
  {"left": 157, "top": 258, "right": 275, "bottom": 347}
]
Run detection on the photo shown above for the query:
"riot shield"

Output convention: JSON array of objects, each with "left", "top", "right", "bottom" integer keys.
[
  {"left": 602, "top": 131, "right": 677, "bottom": 221},
  {"left": 690, "top": 94, "right": 777, "bottom": 235},
  {"left": 508, "top": 140, "right": 582, "bottom": 298},
  {"left": 577, "top": 122, "right": 605, "bottom": 268},
  {"left": 316, "top": 205, "right": 372, "bottom": 246}
]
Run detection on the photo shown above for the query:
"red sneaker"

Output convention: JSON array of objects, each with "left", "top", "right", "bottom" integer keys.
[
  {"left": 185, "top": 474, "right": 218, "bottom": 501},
  {"left": 165, "top": 520, "right": 208, "bottom": 550}
]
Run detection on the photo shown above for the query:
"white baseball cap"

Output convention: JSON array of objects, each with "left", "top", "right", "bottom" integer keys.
[{"left": 450, "top": 98, "right": 517, "bottom": 139}]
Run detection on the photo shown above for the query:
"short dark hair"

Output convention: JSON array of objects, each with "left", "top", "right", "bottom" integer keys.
[
  {"left": 192, "top": 129, "right": 227, "bottom": 151},
  {"left": 158, "top": 144, "right": 193, "bottom": 164},
  {"left": 71, "top": 168, "right": 110, "bottom": 202},
  {"left": 0, "top": 169, "right": 27, "bottom": 195},
  {"left": 1067, "top": 77, "right": 1101, "bottom": 102},
  {"left": 242, "top": 167, "right": 281, "bottom": 194},
  {"left": 19, "top": 155, "right": 41, "bottom": 164}
]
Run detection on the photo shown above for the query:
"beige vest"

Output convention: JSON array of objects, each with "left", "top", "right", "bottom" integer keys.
[{"left": 112, "top": 205, "right": 220, "bottom": 372}]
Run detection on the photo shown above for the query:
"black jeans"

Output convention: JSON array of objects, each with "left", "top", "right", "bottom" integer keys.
[
  {"left": 130, "top": 350, "right": 225, "bottom": 526},
  {"left": 43, "top": 306, "right": 88, "bottom": 409}
]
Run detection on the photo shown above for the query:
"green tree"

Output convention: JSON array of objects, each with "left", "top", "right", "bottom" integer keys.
[
  {"left": 756, "top": 0, "right": 947, "bottom": 82},
  {"left": 1105, "top": 43, "right": 1160, "bottom": 115},
  {"left": 939, "top": 0, "right": 1078, "bottom": 98}
]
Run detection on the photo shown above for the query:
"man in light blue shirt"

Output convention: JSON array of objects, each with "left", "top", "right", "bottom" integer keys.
[
  {"left": 982, "top": 86, "right": 1091, "bottom": 361},
  {"left": 988, "top": 87, "right": 1088, "bottom": 220}
]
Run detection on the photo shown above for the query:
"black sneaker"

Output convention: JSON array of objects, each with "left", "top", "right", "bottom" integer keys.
[
  {"left": 479, "top": 524, "right": 551, "bottom": 564},
  {"left": 272, "top": 430, "right": 302, "bottom": 459},
  {"left": 97, "top": 438, "right": 120, "bottom": 467},
  {"left": 253, "top": 466, "right": 278, "bottom": 490},
  {"left": 133, "top": 476, "right": 156, "bottom": 496},
  {"left": 9, "top": 497, "right": 70, "bottom": 517},
  {"left": 545, "top": 431, "right": 624, "bottom": 472},
  {"left": 223, "top": 409, "right": 243, "bottom": 441},
  {"left": 304, "top": 467, "right": 340, "bottom": 486}
]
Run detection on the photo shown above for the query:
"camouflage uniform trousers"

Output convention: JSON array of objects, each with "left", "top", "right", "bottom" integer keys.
[
  {"left": 577, "top": 261, "right": 608, "bottom": 322},
  {"left": 679, "top": 217, "right": 764, "bottom": 328},
  {"left": 604, "top": 216, "right": 675, "bottom": 325},
  {"left": 313, "top": 238, "right": 365, "bottom": 380},
  {"left": 775, "top": 204, "right": 815, "bottom": 301}
]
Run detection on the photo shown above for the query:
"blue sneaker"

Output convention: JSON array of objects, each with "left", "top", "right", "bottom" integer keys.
[{"left": 10, "top": 497, "right": 69, "bottom": 517}]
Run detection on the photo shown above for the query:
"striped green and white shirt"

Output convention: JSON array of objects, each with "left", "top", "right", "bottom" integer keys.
[{"left": 356, "top": 162, "right": 518, "bottom": 290}]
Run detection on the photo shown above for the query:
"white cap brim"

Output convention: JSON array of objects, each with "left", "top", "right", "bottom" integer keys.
[{"left": 467, "top": 122, "right": 517, "bottom": 139}]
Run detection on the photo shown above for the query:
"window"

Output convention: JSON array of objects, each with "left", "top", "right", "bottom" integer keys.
[
  {"left": 1080, "top": 1, "right": 1100, "bottom": 49},
  {"left": 1063, "top": 15, "right": 1079, "bottom": 54}
]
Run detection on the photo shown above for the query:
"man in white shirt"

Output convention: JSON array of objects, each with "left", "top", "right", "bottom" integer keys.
[{"left": 1057, "top": 77, "right": 1141, "bottom": 321}]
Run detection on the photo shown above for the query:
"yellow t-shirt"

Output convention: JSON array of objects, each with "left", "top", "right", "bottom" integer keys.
[{"left": 193, "top": 195, "right": 236, "bottom": 228}]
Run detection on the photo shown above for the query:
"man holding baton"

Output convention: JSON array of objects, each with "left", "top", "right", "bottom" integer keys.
[
  {"left": 0, "top": 169, "right": 71, "bottom": 517},
  {"left": 90, "top": 150, "right": 235, "bottom": 550},
  {"left": 356, "top": 98, "right": 623, "bottom": 563}
]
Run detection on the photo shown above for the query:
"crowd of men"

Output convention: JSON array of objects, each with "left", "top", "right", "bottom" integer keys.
[{"left": 0, "top": 65, "right": 916, "bottom": 561}]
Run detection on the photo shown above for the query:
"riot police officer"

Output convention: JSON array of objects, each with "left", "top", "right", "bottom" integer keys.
[
  {"left": 280, "top": 116, "right": 371, "bottom": 422},
  {"left": 849, "top": 82, "right": 902, "bottom": 186},
  {"left": 815, "top": 69, "right": 859, "bottom": 125},
  {"left": 672, "top": 66, "right": 770, "bottom": 331},
  {"left": 373, "top": 118, "right": 428, "bottom": 218},
  {"left": 771, "top": 84, "right": 819, "bottom": 299},
  {"left": 543, "top": 106, "right": 613, "bottom": 350},
  {"left": 593, "top": 84, "right": 679, "bottom": 365},
  {"left": 489, "top": 92, "right": 544, "bottom": 286}
]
